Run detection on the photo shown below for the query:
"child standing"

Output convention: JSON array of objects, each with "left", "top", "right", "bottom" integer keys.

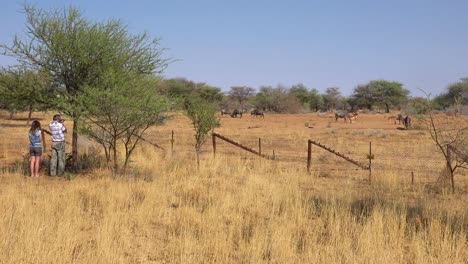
[{"left": 29, "top": 120, "right": 45, "bottom": 177}]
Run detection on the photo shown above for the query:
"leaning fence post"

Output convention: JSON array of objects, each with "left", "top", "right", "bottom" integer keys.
[
  {"left": 307, "top": 140, "right": 312, "bottom": 174},
  {"left": 212, "top": 133, "right": 216, "bottom": 157}
]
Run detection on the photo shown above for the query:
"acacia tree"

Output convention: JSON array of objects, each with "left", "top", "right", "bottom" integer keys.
[
  {"left": 1, "top": 4, "right": 167, "bottom": 170},
  {"left": 322, "top": 87, "right": 342, "bottom": 111},
  {"left": 81, "top": 71, "right": 168, "bottom": 173},
  {"left": 309, "top": 89, "right": 324, "bottom": 112},
  {"left": 254, "top": 86, "right": 274, "bottom": 111},
  {"left": 253, "top": 85, "right": 301, "bottom": 113},
  {"left": 0, "top": 69, "right": 26, "bottom": 119},
  {"left": 0, "top": 67, "right": 50, "bottom": 122},
  {"left": 352, "top": 80, "right": 410, "bottom": 113},
  {"left": 433, "top": 79, "right": 468, "bottom": 113},
  {"left": 185, "top": 98, "right": 220, "bottom": 170},
  {"left": 290, "top": 83, "right": 310, "bottom": 108},
  {"left": 228, "top": 86, "right": 256, "bottom": 107}
]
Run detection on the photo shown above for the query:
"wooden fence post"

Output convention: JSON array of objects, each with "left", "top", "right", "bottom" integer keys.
[
  {"left": 212, "top": 134, "right": 216, "bottom": 157},
  {"left": 411, "top": 171, "right": 414, "bottom": 185},
  {"left": 368, "top": 141, "right": 372, "bottom": 182},
  {"left": 171, "top": 130, "right": 174, "bottom": 155},
  {"left": 307, "top": 140, "right": 312, "bottom": 174}
]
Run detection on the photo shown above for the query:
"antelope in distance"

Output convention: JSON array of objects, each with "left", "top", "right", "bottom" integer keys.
[
  {"left": 230, "top": 109, "right": 243, "bottom": 118},
  {"left": 347, "top": 112, "right": 358, "bottom": 123},
  {"left": 250, "top": 109, "right": 265, "bottom": 118},
  {"left": 220, "top": 109, "right": 244, "bottom": 118},
  {"left": 335, "top": 112, "right": 358, "bottom": 123},
  {"left": 403, "top": 115, "right": 411, "bottom": 129}
]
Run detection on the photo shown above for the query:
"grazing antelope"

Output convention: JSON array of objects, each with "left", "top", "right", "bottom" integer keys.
[
  {"left": 251, "top": 109, "right": 264, "bottom": 118},
  {"left": 335, "top": 112, "right": 348, "bottom": 122},
  {"left": 403, "top": 116, "right": 411, "bottom": 129},
  {"left": 230, "top": 109, "right": 243, "bottom": 118},
  {"left": 347, "top": 113, "right": 358, "bottom": 123},
  {"left": 335, "top": 112, "right": 357, "bottom": 123}
]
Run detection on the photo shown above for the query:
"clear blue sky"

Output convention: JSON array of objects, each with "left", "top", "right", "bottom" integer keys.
[{"left": 1, "top": 0, "right": 467, "bottom": 97}]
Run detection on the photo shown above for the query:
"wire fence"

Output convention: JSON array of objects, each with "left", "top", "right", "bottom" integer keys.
[
  {"left": 2, "top": 125, "right": 466, "bottom": 186},
  {"left": 197, "top": 131, "right": 465, "bottom": 185}
]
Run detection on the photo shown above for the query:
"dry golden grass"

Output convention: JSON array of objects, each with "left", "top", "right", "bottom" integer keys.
[{"left": 0, "top": 111, "right": 467, "bottom": 263}]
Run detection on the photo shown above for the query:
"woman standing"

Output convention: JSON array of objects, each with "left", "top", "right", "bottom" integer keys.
[{"left": 29, "top": 120, "right": 45, "bottom": 177}]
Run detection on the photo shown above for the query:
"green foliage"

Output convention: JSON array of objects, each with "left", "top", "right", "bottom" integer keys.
[
  {"left": 447, "top": 80, "right": 468, "bottom": 105},
  {"left": 407, "top": 97, "right": 432, "bottom": 115},
  {"left": 228, "top": 86, "right": 256, "bottom": 106},
  {"left": 81, "top": 70, "right": 169, "bottom": 172},
  {"left": 0, "top": 67, "right": 51, "bottom": 115},
  {"left": 434, "top": 79, "right": 468, "bottom": 112},
  {"left": 254, "top": 86, "right": 274, "bottom": 111},
  {"left": 308, "top": 89, "right": 324, "bottom": 112},
  {"left": 289, "top": 83, "right": 310, "bottom": 107},
  {"left": 432, "top": 78, "right": 468, "bottom": 113},
  {"left": 322, "top": 87, "right": 342, "bottom": 111},
  {"left": 185, "top": 98, "right": 220, "bottom": 152},
  {"left": 156, "top": 78, "right": 224, "bottom": 109},
  {"left": 352, "top": 80, "right": 410, "bottom": 113},
  {"left": 432, "top": 94, "right": 450, "bottom": 110},
  {"left": 253, "top": 85, "right": 302, "bottom": 113},
  {"left": 198, "top": 86, "right": 224, "bottom": 102}
]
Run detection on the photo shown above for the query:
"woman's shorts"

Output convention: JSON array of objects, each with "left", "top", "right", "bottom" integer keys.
[{"left": 30, "top": 146, "right": 42, "bottom": 156}]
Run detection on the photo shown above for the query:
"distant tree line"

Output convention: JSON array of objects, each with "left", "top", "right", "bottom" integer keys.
[
  {"left": 2, "top": 72, "right": 467, "bottom": 119},
  {"left": 149, "top": 78, "right": 467, "bottom": 114}
]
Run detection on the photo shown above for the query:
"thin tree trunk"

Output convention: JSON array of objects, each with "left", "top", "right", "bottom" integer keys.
[
  {"left": 72, "top": 119, "right": 78, "bottom": 171},
  {"left": 123, "top": 143, "right": 130, "bottom": 172},
  {"left": 196, "top": 149, "right": 200, "bottom": 171},
  {"left": 100, "top": 142, "right": 110, "bottom": 164},
  {"left": 447, "top": 146, "right": 455, "bottom": 193},
  {"left": 113, "top": 139, "right": 118, "bottom": 173}
]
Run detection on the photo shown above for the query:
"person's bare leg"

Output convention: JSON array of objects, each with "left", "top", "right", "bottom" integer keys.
[
  {"left": 35, "top": 157, "right": 41, "bottom": 177},
  {"left": 30, "top": 156, "right": 35, "bottom": 177}
]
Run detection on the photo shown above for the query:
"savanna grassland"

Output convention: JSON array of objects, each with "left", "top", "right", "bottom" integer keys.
[{"left": 0, "top": 111, "right": 467, "bottom": 264}]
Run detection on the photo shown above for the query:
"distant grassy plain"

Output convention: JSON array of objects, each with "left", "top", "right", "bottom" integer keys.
[{"left": 0, "top": 111, "right": 467, "bottom": 263}]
